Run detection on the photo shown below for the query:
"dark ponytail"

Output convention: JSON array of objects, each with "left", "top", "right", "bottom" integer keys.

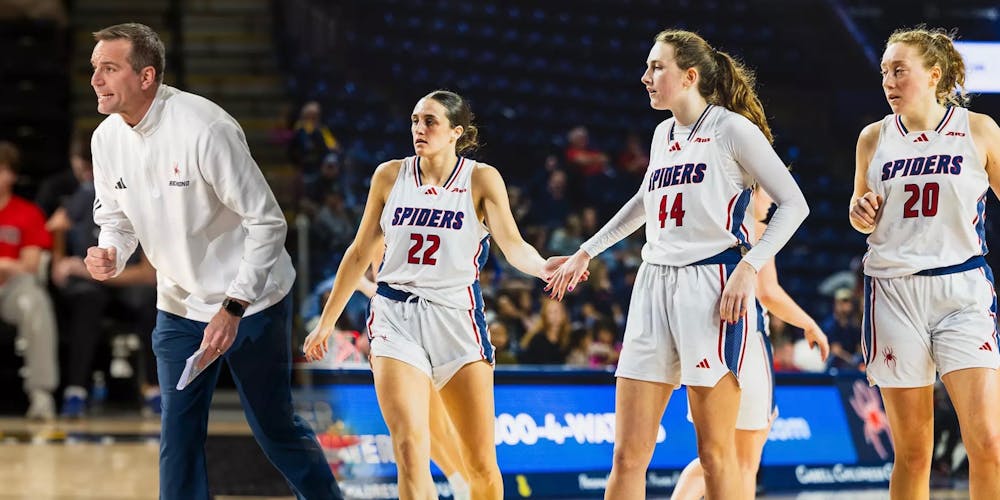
[{"left": 424, "top": 90, "right": 480, "bottom": 155}]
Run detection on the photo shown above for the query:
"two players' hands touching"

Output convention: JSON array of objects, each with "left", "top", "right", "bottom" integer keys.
[
  {"left": 544, "top": 250, "right": 592, "bottom": 301},
  {"left": 300, "top": 255, "right": 594, "bottom": 362},
  {"left": 850, "top": 192, "right": 883, "bottom": 233}
]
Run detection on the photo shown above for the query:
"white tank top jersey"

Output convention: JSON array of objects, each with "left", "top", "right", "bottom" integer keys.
[
  {"left": 378, "top": 156, "right": 491, "bottom": 309},
  {"left": 641, "top": 105, "right": 756, "bottom": 265},
  {"left": 864, "top": 106, "right": 988, "bottom": 277}
]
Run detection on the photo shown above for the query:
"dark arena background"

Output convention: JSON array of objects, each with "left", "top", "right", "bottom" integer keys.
[{"left": 1, "top": 0, "right": 999, "bottom": 498}]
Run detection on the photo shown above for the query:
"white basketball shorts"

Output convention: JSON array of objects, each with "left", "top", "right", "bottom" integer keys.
[
  {"left": 685, "top": 326, "right": 777, "bottom": 431},
  {"left": 615, "top": 259, "right": 757, "bottom": 388},
  {"left": 367, "top": 285, "right": 494, "bottom": 389},
  {"left": 863, "top": 261, "right": 999, "bottom": 388}
]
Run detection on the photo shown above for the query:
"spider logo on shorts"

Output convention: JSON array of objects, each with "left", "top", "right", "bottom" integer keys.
[{"left": 882, "top": 346, "right": 897, "bottom": 371}]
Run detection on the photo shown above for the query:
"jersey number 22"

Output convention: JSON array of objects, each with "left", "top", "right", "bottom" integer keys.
[{"left": 407, "top": 233, "right": 441, "bottom": 265}]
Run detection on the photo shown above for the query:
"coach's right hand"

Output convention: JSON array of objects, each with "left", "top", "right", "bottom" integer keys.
[
  {"left": 84, "top": 246, "right": 117, "bottom": 281},
  {"left": 849, "top": 192, "right": 883, "bottom": 234}
]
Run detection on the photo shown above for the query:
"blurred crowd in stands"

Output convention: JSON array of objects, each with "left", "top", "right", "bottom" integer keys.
[
  {"left": 0, "top": 130, "right": 159, "bottom": 421},
  {"left": 0, "top": 96, "right": 869, "bottom": 423},
  {"left": 281, "top": 100, "right": 866, "bottom": 375},
  {"left": 0, "top": 0, "right": 865, "bottom": 424}
]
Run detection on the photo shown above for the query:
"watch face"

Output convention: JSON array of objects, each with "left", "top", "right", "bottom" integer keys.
[{"left": 224, "top": 299, "right": 245, "bottom": 316}]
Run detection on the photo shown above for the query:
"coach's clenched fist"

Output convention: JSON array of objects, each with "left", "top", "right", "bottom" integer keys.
[{"left": 84, "top": 246, "right": 117, "bottom": 280}]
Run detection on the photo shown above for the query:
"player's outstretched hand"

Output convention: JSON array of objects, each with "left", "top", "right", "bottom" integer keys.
[
  {"left": 544, "top": 250, "right": 591, "bottom": 301},
  {"left": 541, "top": 255, "right": 590, "bottom": 284}
]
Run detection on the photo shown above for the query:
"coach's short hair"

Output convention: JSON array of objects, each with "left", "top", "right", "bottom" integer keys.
[{"left": 93, "top": 23, "right": 165, "bottom": 83}]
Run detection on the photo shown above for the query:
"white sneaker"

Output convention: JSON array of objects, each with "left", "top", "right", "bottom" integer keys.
[{"left": 26, "top": 390, "right": 55, "bottom": 421}]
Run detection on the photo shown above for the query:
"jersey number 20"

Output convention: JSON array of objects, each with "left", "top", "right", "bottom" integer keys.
[
  {"left": 902, "top": 182, "right": 939, "bottom": 218},
  {"left": 407, "top": 233, "right": 441, "bottom": 265}
]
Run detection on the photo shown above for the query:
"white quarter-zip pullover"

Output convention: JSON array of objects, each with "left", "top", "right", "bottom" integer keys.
[{"left": 92, "top": 84, "right": 294, "bottom": 321}]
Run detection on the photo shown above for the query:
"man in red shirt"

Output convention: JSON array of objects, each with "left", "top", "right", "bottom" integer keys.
[
  {"left": 0, "top": 141, "right": 59, "bottom": 420},
  {"left": 564, "top": 126, "right": 609, "bottom": 177}
]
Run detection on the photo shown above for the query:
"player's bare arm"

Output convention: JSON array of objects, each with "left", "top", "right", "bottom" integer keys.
[
  {"left": 753, "top": 190, "right": 829, "bottom": 359},
  {"left": 473, "top": 163, "right": 547, "bottom": 279},
  {"left": 970, "top": 112, "right": 1000, "bottom": 200},
  {"left": 850, "top": 121, "right": 883, "bottom": 233},
  {"left": 304, "top": 160, "right": 399, "bottom": 361}
]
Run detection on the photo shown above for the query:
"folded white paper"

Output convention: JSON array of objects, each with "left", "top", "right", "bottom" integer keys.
[{"left": 176, "top": 347, "right": 217, "bottom": 390}]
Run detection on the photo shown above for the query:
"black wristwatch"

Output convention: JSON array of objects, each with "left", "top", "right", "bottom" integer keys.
[{"left": 222, "top": 297, "right": 247, "bottom": 318}]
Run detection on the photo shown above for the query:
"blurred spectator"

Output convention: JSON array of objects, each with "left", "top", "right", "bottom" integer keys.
[
  {"left": 616, "top": 131, "right": 649, "bottom": 179},
  {"left": 565, "top": 126, "right": 627, "bottom": 208},
  {"left": 34, "top": 168, "right": 78, "bottom": 218},
  {"left": 548, "top": 214, "right": 583, "bottom": 256},
  {"left": 309, "top": 189, "right": 356, "bottom": 280},
  {"left": 824, "top": 287, "right": 863, "bottom": 371},
  {"left": 527, "top": 153, "right": 565, "bottom": 199},
  {"left": 0, "top": 0, "right": 68, "bottom": 26},
  {"left": 489, "top": 321, "right": 518, "bottom": 365},
  {"left": 588, "top": 320, "right": 621, "bottom": 367},
  {"left": 818, "top": 257, "right": 862, "bottom": 298},
  {"left": 573, "top": 258, "right": 625, "bottom": 327},
  {"left": 289, "top": 101, "right": 341, "bottom": 174},
  {"left": 578, "top": 302, "right": 604, "bottom": 332},
  {"left": 580, "top": 206, "right": 600, "bottom": 239},
  {"left": 46, "top": 132, "right": 159, "bottom": 418},
  {"left": 772, "top": 334, "right": 799, "bottom": 372},
  {"left": 519, "top": 298, "right": 570, "bottom": 364},
  {"left": 0, "top": 141, "right": 59, "bottom": 419},
  {"left": 313, "top": 190, "right": 355, "bottom": 247},
  {"left": 301, "top": 153, "right": 361, "bottom": 215},
  {"left": 564, "top": 328, "right": 592, "bottom": 367},
  {"left": 528, "top": 169, "right": 572, "bottom": 230},
  {"left": 268, "top": 103, "right": 295, "bottom": 148},
  {"left": 478, "top": 265, "right": 499, "bottom": 302},
  {"left": 564, "top": 126, "right": 608, "bottom": 177},
  {"left": 494, "top": 290, "right": 530, "bottom": 348},
  {"left": 506, "top": 185, "right": 531, "bottom": 226}
]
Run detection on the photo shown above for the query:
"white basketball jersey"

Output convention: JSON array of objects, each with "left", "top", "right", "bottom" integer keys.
[
  {"left": 641, "top": 105, "right": 756, "bottom": 265},
  {"left": 378, "top": 156, "right": 490, "bottom": 309},
  {"left": 864, "top": 107, "right": 987, "bottom": 277}
]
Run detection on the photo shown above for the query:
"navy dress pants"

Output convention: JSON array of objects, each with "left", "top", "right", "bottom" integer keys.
[{"left": 152, "top": 295, "right": 342, "bottom": 500}]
